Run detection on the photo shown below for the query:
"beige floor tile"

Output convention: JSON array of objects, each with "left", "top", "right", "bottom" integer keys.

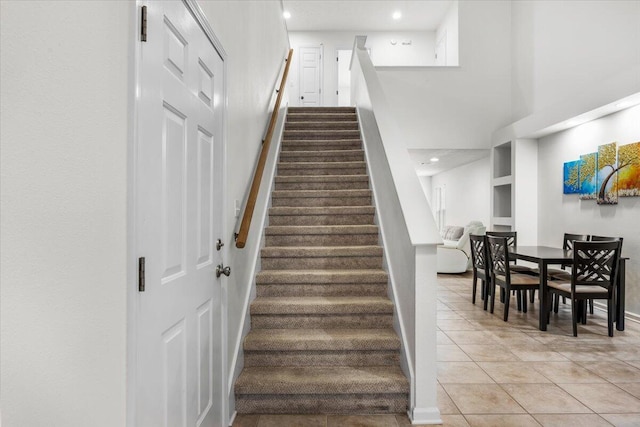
[
  {"left": 327, "top": 414, "right": 396, "bottom": 427},
  {"left": 438, "top": 319, "right": 479, "bottom": 331},
  {"left": 610, "top": 345, "right": 640, "bottom": 361},
  {"left": 616, "top": 383, "right": 640, "bottom": 400},
  {"left": 444, "top": 331, "right": 499, "bottom": 345},
  {"left": 577, "top": 360, "right": 640, "bottom": 383},
  {"left": 438, "top": 362, "right": 495, "bottom": 384},
  {"left": 442, "top": 383, "right": 525, "bottom": 414},
  {"left": 438, "top": 345, "right": 472, "bottom": 362},
  {"left": 511, "top": 348, "right": 569, "bottom": 362},
  {"left": 558, "top": 351, "right": 614, "bottom": 362},
  {"left": 438, "top": 331, "right": 455, "bottom": 345},
  {"left": 559, "top": 383, "right": 640, "bottom": 413},
  {"left": 438, "top": 384, "right": 461, "bottom": 415},
  {"left": 626, "top": 360, "right": 640, "bottom": 370},
  {"left": 458, "top": 344, "right": 517, "bottom": 362},
  {"left": 438, "top": 311, "right": 466, "bottom": 320},
  {"left": 395, "top": 413, "right": 447, "bottom": 426},
  {"left": 599, "top": 413, "right": 640, "bottom": 426},
  {"left": 440, "top": 415, "right": 471, "bottom": 427},
  {"left": 534, "top": 361, "right": 608, "bottom": 384},
  {"left": 257, "top": 415, "right": 326, "bottom": 427},
  {"left": 501, "top": 383, "right": 591, "bottom": 413},
  {"left": 233, "top": 414, "right": 260, "bottom": 427},
  {"left": 489, "top": 331, "right": 544, "bottom": 346},
  {"left": 464, "top": 414, "right": 542, "bottom": 427},
  {"left": 478, "top": 361, "right": 552, "bottom": 383},
  {"left": 533, "top": 413, "right": 613, "bottom": 427}
]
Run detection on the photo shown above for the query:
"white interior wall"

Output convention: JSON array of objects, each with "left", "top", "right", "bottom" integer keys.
[
  {"left": 435, "top": 0, "right": 459, "bottom": 66},
  {"left": 537, "top": 105, "right": 640, "bottom": 318},
  {"left": 511, "top": 0, "right": 640, "bottom": 121},
  {"left": 418, "top": 175, "right": 433, "bottom": 207},
  {"left": 376, "top": 0, "right": 512, "bottom": 150},
  {"left": 197, "top": 0, "right": 290, "bottom": 413},
  {"left": 430, "top": 157, "right": 491, "bottom": 228},
  {"left": 288, "top": 31, "right": 436, "bottom": 107},
  {"left": 0, "top": 2, "right": 131, "bottom": 426}
]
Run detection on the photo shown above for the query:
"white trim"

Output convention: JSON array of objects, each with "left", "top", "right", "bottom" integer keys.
[
  {"left": 408, "top": 407, "right": 443, "bottom": 425},
  {"left": 183, "top": 0, "right": 228, "bottom": 60},
  {"left": 228, "top": 411, "right": 238, "bottom": 427}
]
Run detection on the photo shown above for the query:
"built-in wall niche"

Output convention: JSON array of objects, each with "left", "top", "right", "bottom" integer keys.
[
  {"left": 493, "top": 183, "right": 512, "bottom": 218},
  {"left": 493, "top": 141, "right": 512, "bottom": 179},
  {"left": 491, "top": 225, "right": 512, "bottom": 232}
]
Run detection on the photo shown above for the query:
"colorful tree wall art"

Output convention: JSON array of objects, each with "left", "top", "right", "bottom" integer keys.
[
  {"left": 617, "top": 142, "right": 640, "bottom": 197},
  {"left": 563, "top": 160, "right": 580, "bottom": 194},
  {"left": 579, "top": 153, "right": 597, "bottom": 200},
  {"left": 566, "top": 141, "right": 640, "bottom": 203},
  {"left": 597, "top": 142, "right": 618, "bottom": 204}
]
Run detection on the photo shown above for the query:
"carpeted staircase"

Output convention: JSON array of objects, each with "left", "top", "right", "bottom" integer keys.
[{"left": 235, "top": 107, "right": 409, "bottom": 414}]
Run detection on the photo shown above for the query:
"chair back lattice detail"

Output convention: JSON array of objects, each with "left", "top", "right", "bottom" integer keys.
[
  {"left": 572, "top": 241, "right": 621, "bottom": 292},
  {"left": 470, "top": 234, "right": 488, "bottom": 271},
  {"left": 486, "top": 236, "right": 509, "bottom": 280},
  {"left": 486, "top": 231, "right": 516, "bottom": 248},
  {"left": 562, "top": 233, "right": 589, "bottom": 269}
]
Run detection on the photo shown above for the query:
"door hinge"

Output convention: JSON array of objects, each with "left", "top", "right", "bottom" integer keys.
[
  {"left": 336, "top": 90, "right": 339, "bottom": 95},
  {"left": 319, "top": 88, "right": 321, "bottom": 94},
  {"left": 336, "top": 57, "right": 339, "bottom": 62},
  {"left": 141, "top": 6, "right": 148, "bottom": 42},
  {"left": 138, "top": 257, "right": 146, "bottom": 292}
]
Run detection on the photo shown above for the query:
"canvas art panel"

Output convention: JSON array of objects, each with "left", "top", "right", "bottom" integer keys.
[
  {"left": 597, "top": 142, "right": 618, "bottom": 204},
  {"left": 617, "top": 141, "right": 640, "bottom": 197},
  {"left": 563, "top": 160, "right": 580, "bottom": 194},
  {"left": 579, "top": 152, "right": 597, "bottom": 200}
]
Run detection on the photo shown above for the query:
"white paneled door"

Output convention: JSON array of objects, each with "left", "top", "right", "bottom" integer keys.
[
  {"left": 299, "top": 46, "right": 322, "bottom": 106},
  {"left": 136, "top": 1, "right": 225, "bottom": 426}
]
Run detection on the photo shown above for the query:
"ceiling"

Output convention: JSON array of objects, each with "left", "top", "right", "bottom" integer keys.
[
  {"left": 409, "top": 149, "right": 490, "bottom": 177},
  {"left": 282, "top": 0, "right": 453, "bottom": 32}
]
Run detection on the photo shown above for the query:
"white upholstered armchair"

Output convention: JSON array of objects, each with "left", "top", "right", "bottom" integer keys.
[{"left": 437, "top": 221, "right": 486, "bottom": 273}]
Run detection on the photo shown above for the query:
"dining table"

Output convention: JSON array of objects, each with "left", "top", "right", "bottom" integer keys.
[{"left": 508, "top": 246, "right": 627, "bottom": 332}]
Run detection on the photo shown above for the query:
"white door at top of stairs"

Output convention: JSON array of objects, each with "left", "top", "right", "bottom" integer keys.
[
  {"left": 299, "top": 46, "right": 322, "bottom": 106},
  {"left": 135, "top": 1, "right": 226, "bottom": 426}
]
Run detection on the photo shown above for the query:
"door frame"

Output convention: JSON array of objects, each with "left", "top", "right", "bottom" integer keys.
[
  {"left": 297, "top": 44, "right": 324, "bottom": 106},
  {"left": 127, "top": 1, "right": 229, "bottom": 425}
]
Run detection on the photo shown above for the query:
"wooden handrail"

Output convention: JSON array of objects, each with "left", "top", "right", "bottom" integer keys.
[{"left": 235, "top": 49, "right": 293, "bottom": 249}]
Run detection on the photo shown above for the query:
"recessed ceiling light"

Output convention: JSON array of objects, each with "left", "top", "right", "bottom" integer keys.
[
  {"left": 430, "top": 157, "right": 439, "bottom": 162},
  {"left": 392, "top": 11, "right": 402, "bottom": 20},
  {"left": 283, "top": 11, "right": 291, "bottom": 19}
]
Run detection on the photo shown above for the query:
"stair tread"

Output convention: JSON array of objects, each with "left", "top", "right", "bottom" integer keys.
[
  {"left": 270, "top": 206, "right": 375, "bottom": 214},
  {"left": 261, "top": 246, "right": 382, "bottom": 257},
  {"left": 235, "top": 365, "right": 408, "bottom": 395},
  {"left": 275, "top": 175, "right": 368, "bottom": 182},
  {"left": 244, "top": 328, "right": 400, "bottom": 351},
  {"left": 278, "top": 161, "right": 366, "bottom": 167},
  {"left": 251, "top": 296, "right": 394, "bottom": 315},
  {"left": 256, "top": 269, "right": 388, "bottom": 284},
  {"left": 265, "top": 225, "right": 378, "bottom": 235},
  {"left": 280, "top": 149, "right": 364, "bottom": 155},
  {"left": 272, "top": 189, "right": 371, "bottom": 197}
]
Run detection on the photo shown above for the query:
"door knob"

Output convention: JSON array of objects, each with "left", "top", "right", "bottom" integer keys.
[
  {"left": 216, "top": 239, "right": 224, "bottom": 251},
  {"left": 301, "top": 96, "right": 304, "bottom": 99},
  {"left": 216, "top": 264, "right": 231, "bottom": 278}
]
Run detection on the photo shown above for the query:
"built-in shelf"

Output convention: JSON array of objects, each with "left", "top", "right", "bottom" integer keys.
[
  {"left": 492, "top": 175, "right": 512, "bottom": 186},
  {"left": 492, "top": 216, "right": 514, "bottom": 227},
  {"left": 493, "top": 184, "right": 512, "bottom": 218},
  {"left": 493, "top": 141, "right": 512, "bottom": 179}
]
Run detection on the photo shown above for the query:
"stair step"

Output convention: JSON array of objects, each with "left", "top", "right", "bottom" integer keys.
[
  {"left": 283, "top": 129, "right": 361, "bottom": 140},
  {"left": 278, "top": 161, "right": 367, "bottom": 176},
  {"left": 236, "top": 393, "right": 407, "bottom": 414},
  {"left": 268, "top": 206, "right": 375, "bottom": 226},
  {"left": 236, "top": 365, "right": 408, "bottom": 395},
  {"left": 280, "top": 150, "right": 365, "bottom": 163},
  {"left": 244, "top": 350, "right": 400, "bottom": 367},
  {"left": 275, "top": 175, "right": 369, "bottom": 191},
  {"left": 251, "top": 312, "right": 393, "bottom": 329},
  {"left": 250, "top": 296, "right": 392, "bottom": 316},
  {"left": 261, "top": 245, "right": 382, "bottom": 269},
  {"left": 288, "top": 107, "right": 356, "bottom": 113},
  {"left": 272, "top": 189, "right": 371, "bottom": 207},
  {"left": 244, "top": 329, "right": 400, "bottom": 351},
  {"left": 256, "top": 269, "right": 388, "bottom": 297},
  {"left": 265, "top": 225, "right": 378, "bottom": 246},
  {"left": 281, "top": 139, "right": 362, "bottom": 151},
  {"left": 285, "top": 121, "right": 359, "bottom": 130},
  {"left": 287, "top": 113, "right": 357, "bottom": 122}
]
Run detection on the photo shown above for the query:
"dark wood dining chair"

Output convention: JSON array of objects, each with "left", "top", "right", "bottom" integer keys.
[
  {"left": 583, "top": 236, "right": 624, "bottom": 315},
  {"left": 486, "top": 231, "right": 538, "bottom": 308},
  {"left": 547, "top": 240, "right": 621, "bottom": 337},
  {"left": 486, "top": 236, "right": 540, "bottom": 321},
  {"left": 546, "top": 233, "right": 590, "bottom": 313},
  {"left": 469, "top": 234, "right": 490, "bottom": 309}
]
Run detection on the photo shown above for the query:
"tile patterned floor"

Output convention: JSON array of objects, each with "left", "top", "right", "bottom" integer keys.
[{"left": 232, "top": 272, "right": 640, "bottom": 426}]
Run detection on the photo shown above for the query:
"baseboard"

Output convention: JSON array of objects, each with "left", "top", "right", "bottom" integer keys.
[
  {"left": 228, "top": 411, "right": 237, "bottom": 427},
  {"left": 408, "top": 407, "right": 442, "bottom": 425},
  {"left": 592, "top": 301, "right": 640, "bottom": 325}
]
